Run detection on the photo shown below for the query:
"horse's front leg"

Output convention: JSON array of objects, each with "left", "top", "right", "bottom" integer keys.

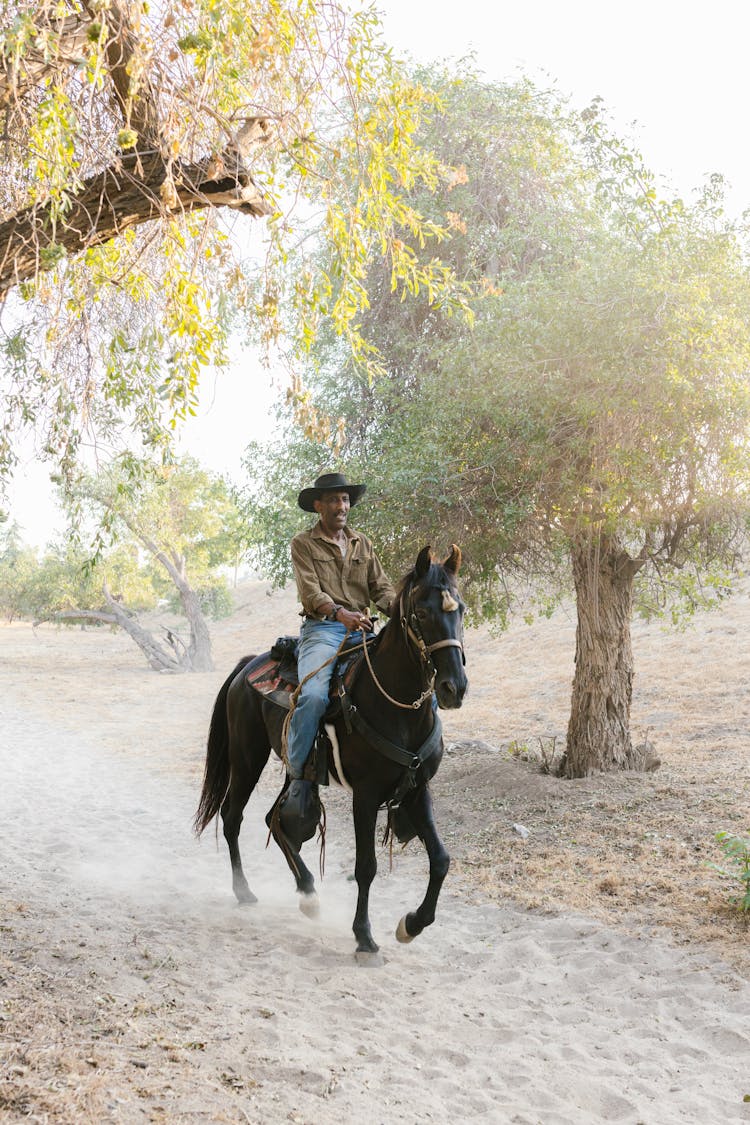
[
  {"left": 395, "top": 784, "right": 450, "bottom": 943},
  {"left": 352, "top": 793, "right": 380, "bottom": 953}
]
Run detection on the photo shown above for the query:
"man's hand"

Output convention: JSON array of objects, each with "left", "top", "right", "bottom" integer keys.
[{"left": 337, "top": 607, "right": 373, "bottom": 632}]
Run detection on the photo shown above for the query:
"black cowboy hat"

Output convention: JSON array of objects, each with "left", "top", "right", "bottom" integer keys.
[{"left": 297, "top": 472, "right": 367, "bottom": 512}]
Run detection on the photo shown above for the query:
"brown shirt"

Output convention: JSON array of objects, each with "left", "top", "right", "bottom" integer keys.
[{"left": 291, "top": 523, "right": 396, "bottom": 619}]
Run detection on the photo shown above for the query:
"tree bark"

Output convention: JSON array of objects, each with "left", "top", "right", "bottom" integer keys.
[
  {"left": 101, "top": 585, "right": 187, "bottom": 672},
  {"left": 563, "top": 535, "right": 644, "bottom": 777},
  {"left": 165, "top": 565, "right": 214, "bottom": 673},
  {"left": 0, "top": 139, "right": 272, "bottom": 296}
]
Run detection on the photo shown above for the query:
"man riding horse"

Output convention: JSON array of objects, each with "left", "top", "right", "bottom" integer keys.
[{"left": 284, "top": 471, "right": 396, "bottom": 821}]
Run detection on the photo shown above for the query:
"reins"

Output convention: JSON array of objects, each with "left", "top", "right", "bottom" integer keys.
[
  {"left": 281, "top": 575, "right": 465, "bottom": 760},
  {"left": 361, "top": 628, "right": 435, "bottom": 710},
  {"left": 361, "top": 584, "right": 464, "bottom": 710}
]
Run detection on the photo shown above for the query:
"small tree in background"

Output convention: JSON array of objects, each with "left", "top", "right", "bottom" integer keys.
[
  {"left": 35, "top": 456, "right": 242, "bottom": 671},
  {"left": 0, "top": 518, "right": 39, "bottom": 621}
]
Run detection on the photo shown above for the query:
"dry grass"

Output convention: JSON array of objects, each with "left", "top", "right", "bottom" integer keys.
[{"left": 438, "top": 743, "right": 750, "bottom": 973}]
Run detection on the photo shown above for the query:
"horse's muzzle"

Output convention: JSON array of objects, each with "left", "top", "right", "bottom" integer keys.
[{"left": 435, "top": 675, "right": 467, "bottom": 709}]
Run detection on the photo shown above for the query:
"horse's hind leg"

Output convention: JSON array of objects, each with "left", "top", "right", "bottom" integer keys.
[
  {"left": 222, "top": 708, "right": 271, "bottom": 905},
  {"left": 352, "top": 793, "right": 380, "bottom": 953},
  {"left": 395, "top": 785, "right": 450, "bottom": 943}
]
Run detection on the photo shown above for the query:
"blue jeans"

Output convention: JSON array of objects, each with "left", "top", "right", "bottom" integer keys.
[{"left": 286, "top": 619, "right": 364, "bottom": 778}]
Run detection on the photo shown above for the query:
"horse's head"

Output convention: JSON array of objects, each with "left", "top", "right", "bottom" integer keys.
[{"left": 401, "top": 544, "right": 468, "bottom": 709}]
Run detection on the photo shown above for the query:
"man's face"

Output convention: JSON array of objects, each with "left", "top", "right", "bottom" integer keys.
[{"left": 315, "top": 490, "right": 350, "bottom": 533}]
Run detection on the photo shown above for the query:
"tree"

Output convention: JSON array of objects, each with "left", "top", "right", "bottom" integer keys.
[
  {"left": 0, "top": 1, "right": 470, "bottom": 491},
  {"left": 0, "top": 517, "right": 39, "bottom": 620},
  {"left": 37, "top": 456, "right": 241, "bottom": 671},
  {"left": 239, "top": 71, "right": 750, "bottom": 776}
]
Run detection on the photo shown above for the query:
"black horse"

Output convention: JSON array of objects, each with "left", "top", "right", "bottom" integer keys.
[{"left": 194, "top": 545, "right": 467, "bottom": 954}]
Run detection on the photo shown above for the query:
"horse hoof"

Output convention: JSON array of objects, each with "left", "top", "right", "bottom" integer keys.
[
  {"left": 355, "top": 949, "right": 385, "bottom": 967},
  {"left": 236, "top": 888, "right": 258, "bottom": 906},
  {"left": 396, "top": 915, "right": 416, "bottom": 944},
  {"left": 299, "top": 892, "right": 320, "bottom": 919}
]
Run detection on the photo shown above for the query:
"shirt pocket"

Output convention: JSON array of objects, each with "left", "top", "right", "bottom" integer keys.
[{"left": 309, "top": 547, "right": 340, "bottom": 585}]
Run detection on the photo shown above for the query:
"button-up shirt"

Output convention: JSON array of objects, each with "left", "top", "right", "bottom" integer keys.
[{"left": 291, "top": 523, "right": 396, "bottom": 619}]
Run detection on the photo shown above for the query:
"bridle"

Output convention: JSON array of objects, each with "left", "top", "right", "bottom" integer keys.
[
  {"left": 401, "top": 586, "right": 466, "bottom": 664},
  {"left": 361, "top": 581, "right": 465, "bottom": 711}
]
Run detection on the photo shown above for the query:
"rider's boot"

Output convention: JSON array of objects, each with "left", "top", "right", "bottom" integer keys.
[{"left": 278, "top": 775, "right": 320, "bottom": 848}]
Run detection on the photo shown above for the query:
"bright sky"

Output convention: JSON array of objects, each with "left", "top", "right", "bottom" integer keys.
[
  {"left": 378, "top": 0, "right": 748, "bottom": 218},
  {"left": 6, "top": 0, "right": 747, "bottom": 547}
]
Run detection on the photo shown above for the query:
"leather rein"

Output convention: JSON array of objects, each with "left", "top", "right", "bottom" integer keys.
[
  {"left": 360, "top": 584, "right": 464, "bottom": 711},
  {"left": 337, "top": 581, "right": 464, "bottom": 801}
]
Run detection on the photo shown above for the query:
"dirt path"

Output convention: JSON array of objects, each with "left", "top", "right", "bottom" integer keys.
[{"left": 2, "top": 683, "right": 750, "bottom": 1123}]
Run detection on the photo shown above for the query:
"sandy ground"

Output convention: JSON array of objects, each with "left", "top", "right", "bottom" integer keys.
[{"left": 1, "top": 579, "right": 749, "bottom": 1123}]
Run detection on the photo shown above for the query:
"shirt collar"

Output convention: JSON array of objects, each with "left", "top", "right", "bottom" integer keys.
[{"left": 311, "top": 522, "right": 360, "bottom": 543}]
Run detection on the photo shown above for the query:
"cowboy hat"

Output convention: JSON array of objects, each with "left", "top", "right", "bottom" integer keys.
[{"left": 298, "top": 472, "right": 367, "bottom": 512}]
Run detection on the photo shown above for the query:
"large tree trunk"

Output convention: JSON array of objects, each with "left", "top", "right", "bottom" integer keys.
[{"left": 563, "top": 535, "right": 644, "bottom": 778}]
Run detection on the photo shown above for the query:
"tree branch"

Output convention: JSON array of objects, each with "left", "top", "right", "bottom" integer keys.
[
  {"left": 0, "top": 13, "right": 92, "bottom": 109},
  {"left": 33, "top": 608, "right": 119, "bottom": 627},
  {"left": 0, "top": 129, "right": 272, "bottom": 295},
  {"left": 80, "top": 0, "right": 162, "bottom": 147}
]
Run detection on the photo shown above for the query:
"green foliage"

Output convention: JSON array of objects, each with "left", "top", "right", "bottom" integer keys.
[
  {"left": 710, "top": 831, "right": 750, "bottom": 913},
  {"left": 72, "top": 455, "right": 243, "bottom": 578},
  {"left": 54, "top": 544, "right": 153, "bottom": 615},
  {"left": 1, "top": 535, "right": 158, "bottom": 623},
  {"left": 243, "top": 67, "right": 750, "bottom": 624},
  {"left": 0, "top": 519, "right": 39, "bottom": 621},
  {"left": 0, "top": 1, "right": 470, "bottom": 489},
  {"left": 163, "top": 573, "right": 234, "bottom": 620},
  {"left": 0, "top": 457, "right": 241, "bottom": 625},
  {"left": 238, "top": 437, "right": 327, "bottom": 586}
]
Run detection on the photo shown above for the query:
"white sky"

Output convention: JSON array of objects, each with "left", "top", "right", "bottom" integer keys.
[{"left": 6, "top": 0, "right": 748, "bottom": 547}]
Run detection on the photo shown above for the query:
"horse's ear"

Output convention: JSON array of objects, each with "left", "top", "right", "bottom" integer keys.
[
  {"left": 415, "top": 546, "right": 432, "bottom": 578},
  {"left": 444, "top": 544, "right": 462, "bottom": 575}
]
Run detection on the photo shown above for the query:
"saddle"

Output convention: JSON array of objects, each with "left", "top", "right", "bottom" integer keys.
[
  {"left": 245, "top": 633, "right": 375, "bottom": 789},
  {"left": 244, "top": 634, "right": 371, "bottom": 717}
]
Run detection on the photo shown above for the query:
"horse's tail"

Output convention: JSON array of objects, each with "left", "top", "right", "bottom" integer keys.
[{"left": 193, "top": 656, "right": 254, "bottom": 836}]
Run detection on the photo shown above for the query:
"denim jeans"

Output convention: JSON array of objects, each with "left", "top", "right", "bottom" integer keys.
[{"left": 286, "top": 618, "right": 364, "bottom": 778}]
